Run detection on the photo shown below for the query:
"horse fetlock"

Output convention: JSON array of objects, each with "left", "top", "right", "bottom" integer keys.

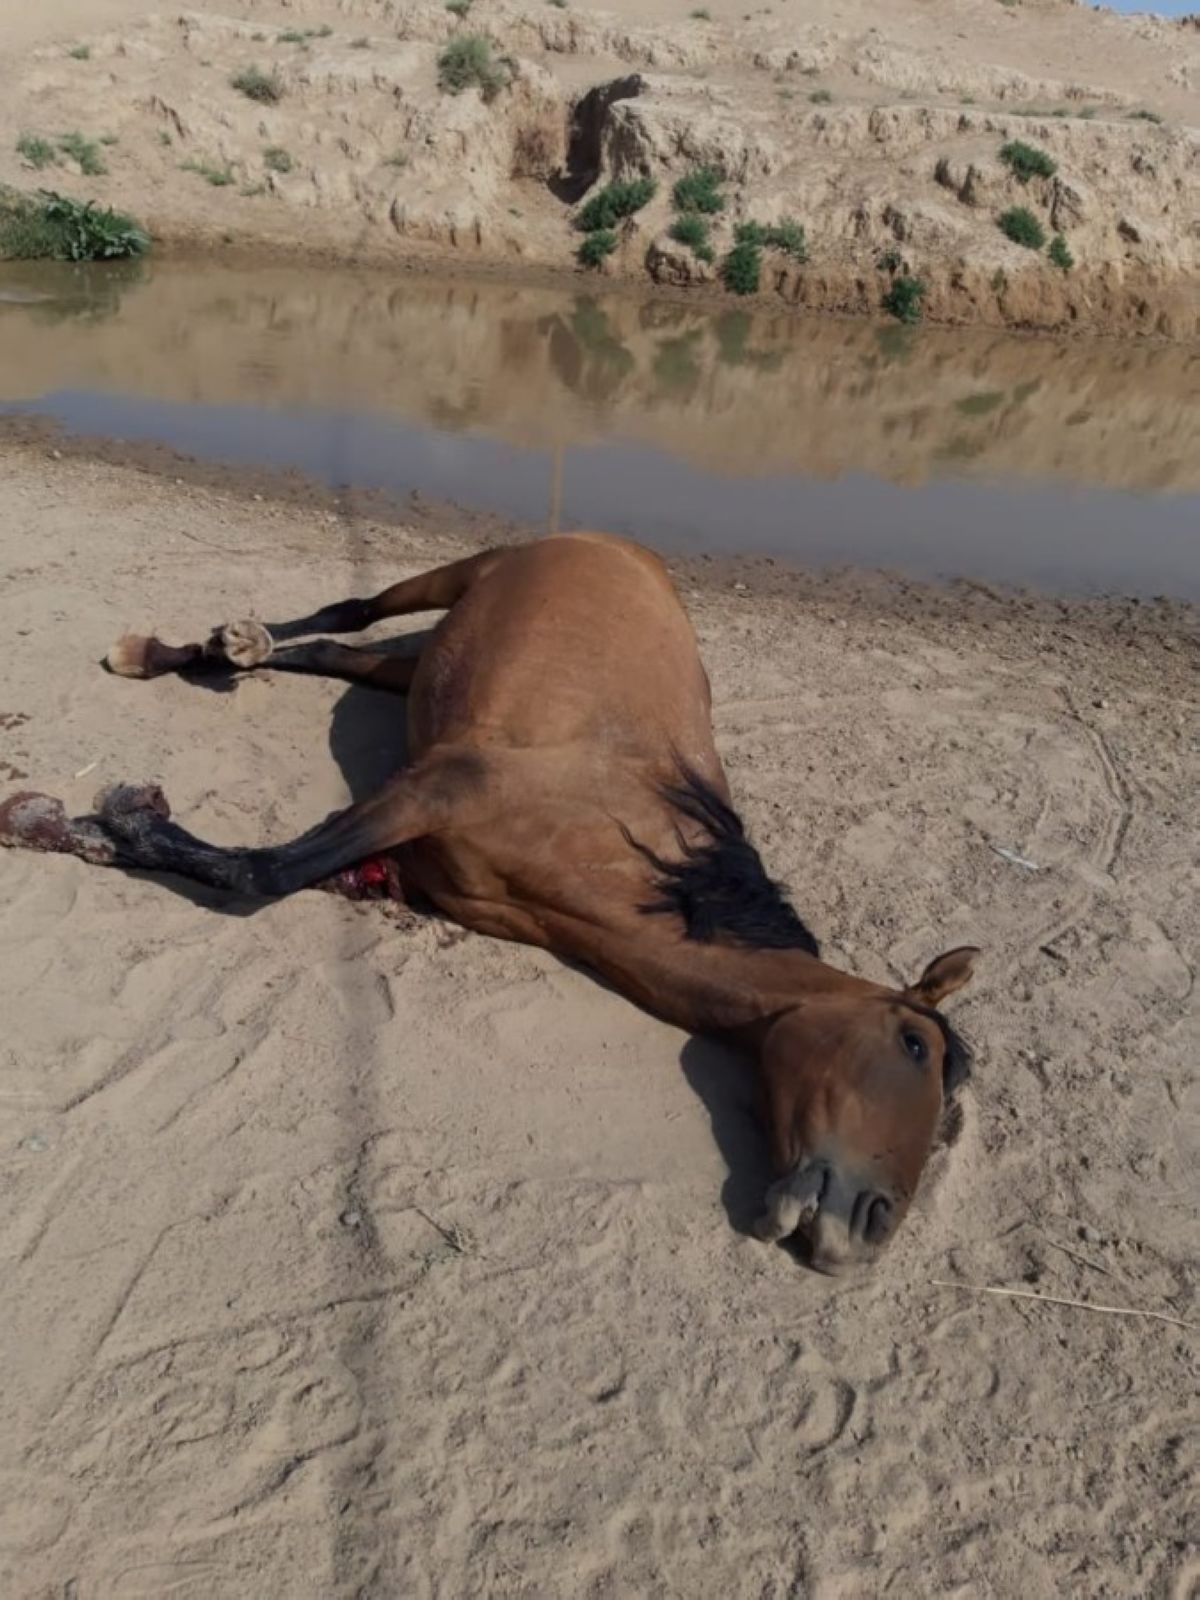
[
  {"left": 95, "top": 782, "right": 173, "bottom": 835},
  {"left": 215, "top": 619, "right": 274, "bottom": 669}
]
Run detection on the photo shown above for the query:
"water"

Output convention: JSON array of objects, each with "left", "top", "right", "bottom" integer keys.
[{"left": 1, "top": 259, "right": 1198, "bottom": 596}]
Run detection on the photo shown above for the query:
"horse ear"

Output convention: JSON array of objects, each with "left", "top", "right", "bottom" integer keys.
[{"left": 908, "top": 946, "right": 979, "bottom": 1006}]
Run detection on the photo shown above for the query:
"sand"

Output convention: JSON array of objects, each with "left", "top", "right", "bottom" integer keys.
[{"left": 0, "top": 443, "right": 1196, "bottom": 1597}]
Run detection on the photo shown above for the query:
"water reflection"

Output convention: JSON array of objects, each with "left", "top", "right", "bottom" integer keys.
[{"left": 1, "top": 259, "right": 1198, "bottom": 594}]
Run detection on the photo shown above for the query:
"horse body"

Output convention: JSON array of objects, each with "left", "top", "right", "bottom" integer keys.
[{"left": 0, "top": 532, "right": 979, "bottom": 1273}]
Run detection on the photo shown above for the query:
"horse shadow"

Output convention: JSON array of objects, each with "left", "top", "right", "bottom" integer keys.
[{"left": 679, "top": 1034, "right": 772, "bottom": 1237}]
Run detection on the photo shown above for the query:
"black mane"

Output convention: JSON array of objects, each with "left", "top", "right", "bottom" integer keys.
[{"left": 629, "top": 767, "right": 820, "bottom": 955}]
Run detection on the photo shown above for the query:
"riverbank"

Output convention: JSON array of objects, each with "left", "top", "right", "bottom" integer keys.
[
  {"left": 0, "top": 446, "right": 1196, "bottom": 1595},
  {"left": 1, "top": 0, "right": 1198, "bottom": 337}
]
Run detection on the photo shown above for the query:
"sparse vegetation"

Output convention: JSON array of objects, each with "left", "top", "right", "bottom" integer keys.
[
  {"left": 68, "top": 44, "right": 91, "bottom": 60},
  {"left": 447, "top": 0, "right": 474, "bottom": 15},
  {"left": 230, "top": 65, "right": 284, "bottom": 104},
  {"left": 999, "top": 140, "right": 1057, "bottom": 183},
  {"left": 99, "top": 134, "right": 119, "bottom": 147},
  {"left": 182, "top": 157, "right": 236, "bottom": 187},
  {"left": 734, "top": 217, "right": 807, "bottom": 260},
  {"left": 278, "top": 25, "right": 332, "bottom": 44},
  {"left": 576, "top": 177, "right": 656, "bottom": 232},
  {"left": 384, "top": 149, "right": 409, "bottom": 168},
  {"left": 158, "top": 131, "right": 173, "bottom": 147},
  {"left": 0, "top": 188, "right": 149, "bottom": 261},
  {"left": 58, "top": 132, "right": 107, "bottom": 176},
  {"left": 876, "top": 246, "right": 903, "bottom": 273},
  {"left": 690, "top": 7, "right": 712, "bottom": 17},
  {"left": 1130, "top": 108, "right": 1163, "bottom": 124},
  {"left": 263, "top": 146, "right": 293, "bottom": 174},
  {"left": 16, "top": 134, "right": 57, "bottom": 170},
  {"left": 240, "top": 181, "right": 268, "bottom": 198},
  {"left": 721, "top": 239, "right": 761, "bottom": 295},
  {"left": 672, "top": 165, "right": 724, "bottom": 215},
  {"left": 809, "top": 88, "right": 833, "bottom": 104},
  {"left": 1048, "top": 232, "right": 1074, "bottom": 273},
  {"left": 437, "top": 35, "right": 511, "bottom": 100},
  {"left": 548, "top": 0, "right": 568, "bottom": 8},
  {"left": 577, "top": 228, "right": 618, "bottom": 268},
  {"left": 998, "top": 205, "right": 1046, "bottom": 249},
  {"left": 669, "top": 212, "right": 714, "bottom": 263},
  {"left": 882, "top": 274, "right": 926, "bottom": 323},
  {"left": 351, "top": 35, "right": 371, "bottom": 47}
]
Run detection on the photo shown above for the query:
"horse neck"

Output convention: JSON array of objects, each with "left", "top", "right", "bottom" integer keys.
[{"left": 560, "top": 917, "right": 875, "bottom": 1040}]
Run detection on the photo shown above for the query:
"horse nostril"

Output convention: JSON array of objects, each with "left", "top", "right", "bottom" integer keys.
[
  {"left": 864, "top": 1196, "right": 896, "bottom": 1241},
  {"left": 854, "top": 1192, "right": 894, "bottom": 1245}
]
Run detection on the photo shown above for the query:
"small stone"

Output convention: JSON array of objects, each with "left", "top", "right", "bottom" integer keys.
[
  {"left": 1078, "top": 1223, "right": 1101, "bottom": 1245},
  {"left": 22, "top": 1132, "right": 49, "bottom": 1153},
  {"left": 252, "top": 493, "right": 263, "bottom": 502},
  {"left": 340, "top": 1208, "right": 362, "bottom": 1229},
  {"left": 50, "top": 449, "right": 62, "bottom": 460}
]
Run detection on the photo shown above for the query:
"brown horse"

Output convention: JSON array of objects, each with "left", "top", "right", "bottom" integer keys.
[{"left": 0, "top": 533, "right": 977, "bottom": 1272}]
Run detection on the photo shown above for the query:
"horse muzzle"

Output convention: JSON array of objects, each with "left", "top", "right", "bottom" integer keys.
[{"left": 753, "top": 1158, "right": 896, "bottom": 1274}]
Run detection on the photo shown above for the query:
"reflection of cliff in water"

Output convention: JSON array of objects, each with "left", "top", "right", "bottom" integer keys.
[{"left": 1, "top": 260, "right": 1198, "bottom": 494}]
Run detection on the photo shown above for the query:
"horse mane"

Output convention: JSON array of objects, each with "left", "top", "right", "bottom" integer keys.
[{"left": 629, "top": 765, "right": 820, "bottom": 955}]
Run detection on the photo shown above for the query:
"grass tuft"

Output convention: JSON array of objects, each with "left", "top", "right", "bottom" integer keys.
[
  {"left": 437, "top": 35, "right": 511, "bottom": 99},
  {"left": 1048, "top": 232, "right": 1074, "bottom": 273},
  {"left": 16, "top": 134, "right": 57, "bottom": 170},
  {"left": 881, "top": 274, "right": 925, "bottom": 323},
  {"left": 263, "top": 145, "right": 293, "bottom": 174},
  {"left": 577, "top": 228, "right": 618, "bottom": 267},
  {"left": 182, "top": 157, "right": 236, "bottom": 187},
  {"left": 58, "top": 131, "right": 107, "bottom": 176},
  {"left": 998, "top": 205, "right": 1046, "bottom": 249},
  {"left": 669, "top": 212, "right": 714, "bottom": 263},
  {"left": 230, "top": 65, "right": 284, "bottom": 103},
  {"left": 721, "top": 239, "right": 761, "bottom": 295},
  {"left": 999, "top": 139, "right": 1056, "bottom": 182},
  {"left": 0, "top": 188, "right": 149, "bottom": 260},
  {"left": 1129, "top": 108, "right": 1163, "bottom": 124},
  {"left": 809, "top": 88, "right": 833, "bottom": 104},
  {"left": 576, "top": 176, "right": 656, "bottom": 232},
  {"left": 671, "top": 165, "right": 724, "bottom": 215},
  {"left": 68, "top": 44, "right": 91, "bottom": 60}
]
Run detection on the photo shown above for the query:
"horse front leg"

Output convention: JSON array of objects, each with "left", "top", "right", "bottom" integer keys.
[{"left": 0, "top": 748, "right": 486, "bottom": 900}]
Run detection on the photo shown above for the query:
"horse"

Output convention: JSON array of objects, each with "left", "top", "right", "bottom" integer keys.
[{"left": 0, "top": 532, "right": 978, "bottom": 1273}]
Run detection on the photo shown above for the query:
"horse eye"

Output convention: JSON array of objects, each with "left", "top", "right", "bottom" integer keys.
[{"left": 902, "top": 1030, "right": 928, "bottom": 1065}]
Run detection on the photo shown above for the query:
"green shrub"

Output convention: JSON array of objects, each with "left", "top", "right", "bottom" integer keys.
[
  {"left": 575, "top": 176, "right": 656, "bottom": 232},
  {"left": 577, "top": 228, "right": 617, "bottom": 267},
  {"left": 1130, "top": 108, "right": 1163, "bottom": 124},
  {"left": 230, "top": 65, "right": 284, "bottom": 103},
  {"left": 68, "top": 44, "right": 90, "bottom": 60},
  {"left": 0, "top": 189, "right": 149, "bottom": 261},
  {"left": 16, "top": 134, "right": 57, "bottom": 170},
  {"left": 263, "top": 145, "right": 293, "bottom": 174},
  {"left": 690, "top": 7, "right": 712, "bottom": 17},
  {"left": 58, "top": 131, "right": 107, "bottom": 176},
  {"left": 999, "top": 140, "right": 1057, "bottom": 182},
  {"left": 882, "top": 274, "right": 925, "bottom": 323},
  {"left": 446, "top": 0, "right": 473, "bottom": 16},
  {"left": 809, "top": 88, "right": 833, "bottom": 104},
  {"left": 277, "top": 28, "right": 307, "bottom": 43},
  {"left": 721, "top": 239, "right": 761, "bottom": 295},
  {"left": 998, "top": 205, "right": 1046, "bottom": 249},
  {"left": 437, "top": 35, "right": 511, "bottom": 99},
  {"left": 669, "top": 212, "right": 714, "bottom": 262},
  {"left": 1048, "top": 232, "right": 1074, "bottom": 273},
  {"left": 384, "top": 148, "right": 409, "bottom": 168},
  {"left": 735, "top": 217, "right": 807, "bottom": 260},
  {"left": 671, "top": 165, "right": 724, "bottom": 215},
  {"left": 876, "top": 245, "right": 902, "bottom": 273}
]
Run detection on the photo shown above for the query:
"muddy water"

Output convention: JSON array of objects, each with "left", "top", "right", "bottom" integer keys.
[{"left": 2, "top": 260, "right": 1198, "bottom": 595}]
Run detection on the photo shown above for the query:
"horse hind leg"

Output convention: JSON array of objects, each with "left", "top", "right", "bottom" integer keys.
[{"left": 105, "top": 549, "right": 498, "bottom": 681}]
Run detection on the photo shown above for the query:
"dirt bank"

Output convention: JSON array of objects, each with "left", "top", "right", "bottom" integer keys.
[
  {"left": 0, "top": 445, "right": 1196, "bottom": 1596},
  {"left": 0, "top": 0, "right": 1198, "bottom": 338}
]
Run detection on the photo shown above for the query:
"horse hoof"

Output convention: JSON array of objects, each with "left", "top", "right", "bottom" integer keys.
[
  {"left": 218, "top": 619, "right": 274, "bottom": 669},
  {"left": 0, "top": 791, "right": 71, "bottom": 851},
  {"left": 95, "top": 783, "right": 172, "bottom": 833},
  {"left": 106, "top": 634, "right": 198, "bottom": 679}
]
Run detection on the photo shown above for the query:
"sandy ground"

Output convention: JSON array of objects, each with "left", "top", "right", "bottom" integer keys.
[
  {"left": 0, "top": 444, "right": 1196, "bottom": 1597},
  {"left": 1, "top": 0, "right": 1198, "bottom": 335}
]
